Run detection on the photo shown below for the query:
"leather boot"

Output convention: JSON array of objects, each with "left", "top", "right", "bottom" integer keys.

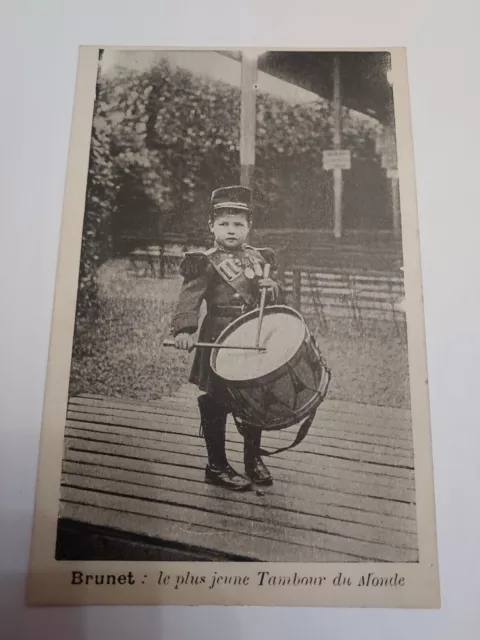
[
  {"left": 244, "top": 427, "right": 273, "bottom": 486},
  {"left": 198, "top": 395, "right": 252, "bottom": 492}
]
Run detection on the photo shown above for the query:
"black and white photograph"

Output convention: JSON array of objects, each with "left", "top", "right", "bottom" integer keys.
[{"left": 27, "top": 47, "right": 439, "bottom": 607}]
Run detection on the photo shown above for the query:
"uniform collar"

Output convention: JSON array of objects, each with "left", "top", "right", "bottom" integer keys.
[{"left": 214, "top": 242, "right": 247, "bottom": 254}]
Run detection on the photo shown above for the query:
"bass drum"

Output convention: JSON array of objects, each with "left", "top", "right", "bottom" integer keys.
[{"left": 211, "top": 305, "right": 331, "bottom": 432}]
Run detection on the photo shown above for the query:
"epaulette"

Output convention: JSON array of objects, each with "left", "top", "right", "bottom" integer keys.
[{"left": 180, "top": 251, "right": 211, "bottom": 281}]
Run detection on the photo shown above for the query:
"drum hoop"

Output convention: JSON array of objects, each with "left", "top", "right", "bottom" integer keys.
[
  {"left": 210, "top": 305, "right": 307, "bottom": 382},
  {"left": 230, "top": 357, "right": 331, "bottom": 431},
  {"left": 234, "top": 384, "right": 328, "bottom": 431}
]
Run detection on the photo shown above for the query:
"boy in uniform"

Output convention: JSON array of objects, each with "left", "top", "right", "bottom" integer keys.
[{"left": 172, "top": 186, "right": 283, "bottom": 491}]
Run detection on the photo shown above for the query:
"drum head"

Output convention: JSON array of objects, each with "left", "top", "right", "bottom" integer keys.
[{"left": 212, "top": 306, "right": 305, "bottom": 382}]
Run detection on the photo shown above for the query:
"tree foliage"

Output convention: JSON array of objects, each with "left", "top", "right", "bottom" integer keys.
[{"left": 75, "top": 57, "right": 384, "bottom": 330}]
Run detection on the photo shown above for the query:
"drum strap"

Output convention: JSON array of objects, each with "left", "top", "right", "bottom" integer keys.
[
  {"left": 233, "top": 409, "right": 318, "bottom": 457},
  {"left": 206, "top": 249, "right": 258, "bottom": 308},
  {"left": 257, "top": 410, "right": 317, "bottom": 457}
]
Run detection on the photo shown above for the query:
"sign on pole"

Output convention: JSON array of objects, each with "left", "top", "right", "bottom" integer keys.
[
  {"left": 379, "top": 124, "right": 398, "bottom": 171},
  {"left": 382, "top": 151, "right": 398, "bottom": 171},
  {"left": 323, "top": 149, "right": 351, "bottom": 171}
]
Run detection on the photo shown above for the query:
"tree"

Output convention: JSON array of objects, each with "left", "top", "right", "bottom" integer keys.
[{"left": 75, "top": 56, "right": 384, "bottom": 305}]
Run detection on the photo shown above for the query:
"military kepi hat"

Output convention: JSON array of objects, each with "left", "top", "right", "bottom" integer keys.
[{"left": 211, "top": 185, "right": 252, "bottom": 216}]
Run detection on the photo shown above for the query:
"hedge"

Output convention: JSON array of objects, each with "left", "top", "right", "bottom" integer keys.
[{"left": 74, "top": 56, "right": 384, "bottom": 331}]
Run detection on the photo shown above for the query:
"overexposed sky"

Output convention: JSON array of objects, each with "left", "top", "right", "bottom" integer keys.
[{"left": 101, "top": 49, "right": 321, "bottom": 105}]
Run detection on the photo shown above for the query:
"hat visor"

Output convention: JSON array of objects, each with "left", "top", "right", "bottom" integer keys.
[{"left": 212, "top": 202, "right": 250, "bottom": 211}]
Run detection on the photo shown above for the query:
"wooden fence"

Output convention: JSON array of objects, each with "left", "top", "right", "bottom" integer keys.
[
  {"left": 281, "top": 265, "right": 405, "bottom": 325},
  {"left": 122, "top": 234, "right": 406, "bottom": 325}
]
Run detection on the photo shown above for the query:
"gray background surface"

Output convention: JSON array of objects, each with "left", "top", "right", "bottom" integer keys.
[{"left": 1, "top": 0, "right": 479, "bottom": 637}]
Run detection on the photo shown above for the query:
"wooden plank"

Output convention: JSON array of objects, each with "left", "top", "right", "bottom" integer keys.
[
  {"left": 290, "top": 294, "right": 401, "bottom": 310},
  {"left": 112, "top": 400, "right": 415, "bottom": 451},
  {"left": 283, "top": 285, "right": 402, "bottom": 295},
  {"left": 66, "top": 413, "right": 414, "bottom": 481},
  {"left": 290, "top": 288, "right": 404, "bottom": 298},
  {"left": 295, "top": 306, "right": 404, "bottom": 321},
  {"left": 286, "top": 265, "right": 399, "bottom": 276},
  {"left": 64, "top": 439, "right": 416, "bottom": 519},
  {"left": 287, "top": 309, "right": 404, "bottom": 322},
  {"left": 72, "top": 393, "right": 411, "bottom": 423},
  {"left": 65, "top": 422, "right": 414, "bottom": 492},
  {"left": 284, "top": 286, "right": 403, "bottom": 300},
  {"left": 284, "top": 269, "right": 404, "bottom": 281},
  {"left": 174, "top": 385, "right": 412, "bottom": 423},
  {"left": 74, "top": 391, "right": 413, "bottom": 425},
  {"left": 65, "top": 425, "right": 414, "bottom": 503},
  {"left": 68, "top": 406, "right": 413, "bottom": 447},
  {"left": 68, "top": 408, "right": 414, "bottom": 451},
  {"left": 285, "top": 296, "right": 403, "bottom": 310},
  {"left": 285, "top": 274, "right": 404, "bottom": 287},
  {"left": 67, "top": 411, "right": 414, "bottom": 466},
  {"left": 284, "top": 271, "right": 404, "bottom": 283},
  {"left": 67, "top": 416, "right": 414, "bottom": 462},
  {"left": 129, "top": 405, "right": 413, "bottom": 454},
  {"left": 60, "top": 486, "right": 417, "bottom": 562},
  {"left": 182, "top": 387, "right": 412, "bottom": 422},
  {"left": 167, "top": 407, "right": 414, "bottom": 451},
  {"left": 76, "top": 393, "right": 151, "bottom": 405},
  {"left": 141, "top": 394, "right": 412, "bottom": 425},
  {"left": 63, "top": 459, "right": 416, "bottom": 534},
  {"left": 65, "top": 428, "right": 414, "bottom": 495},
  {"left": 66, "top": 416, "right": 414, "bottom": 480},
  {"left": 67, "top": 401, "right": 414, "bottom": 460},
  {"left": 60, "top": 502, "right": 359, "bottom": 562},
  {"left": 68, "top": 411, "right": 414, "bottom": 456},
  {"left": 322, "top": 398, "right": 410, "bottom": 421},
  {"left": 284, "top": 279, "right": 404, "bottom": 291},
  {"left": 62, "top": 471, "right": 417, "bottom": 553},
  {"left": 65, "top": 423, "right": 413, "bottom": 478},
  {"left": 159, "top": 399, "right": 414, "bottom": 447},
  {"left": 69, "top": 397, "right": 413, "bottom": 435},
  {"left": 292, "top": 298, "right": 400, "bottom": 313}
]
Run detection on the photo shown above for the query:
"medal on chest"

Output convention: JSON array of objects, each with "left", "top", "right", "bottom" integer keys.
[
  {"left": 215, "top": 251, "right": 265, "bottom": 283},
  {"left": 243, "top": 265, "right": 255, "bottom": 279},
  {"left": 216, "top": 257, "right": 243, "bottom": 282},
  {"left": 244, "top": 254, "right": 264, "bottom": 279},
  {"left": 207, "top": 249, "right": 261, "bottom": 308}
]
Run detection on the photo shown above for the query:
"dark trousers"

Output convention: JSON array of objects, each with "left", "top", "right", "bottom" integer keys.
[{"left": 198, "top": 392, "right": 262, "bottom": 469}]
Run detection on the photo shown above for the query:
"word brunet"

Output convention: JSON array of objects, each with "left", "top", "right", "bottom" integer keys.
[{"left": 71, "top": 571, "right": 136, "bottom": 586}]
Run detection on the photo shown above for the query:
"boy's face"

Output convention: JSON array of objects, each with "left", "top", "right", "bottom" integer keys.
[{"left": 209, "top": 211, "right": 251, "bottom": 250}]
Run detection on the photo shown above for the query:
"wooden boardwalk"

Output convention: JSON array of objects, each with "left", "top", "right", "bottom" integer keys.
[{"left": 58, "top": 385, "right": 418, "bottom": 563}]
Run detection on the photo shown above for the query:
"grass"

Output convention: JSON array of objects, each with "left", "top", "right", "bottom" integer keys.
[{"left": 69, "top": 259, "right": 411, "bottom": 409}]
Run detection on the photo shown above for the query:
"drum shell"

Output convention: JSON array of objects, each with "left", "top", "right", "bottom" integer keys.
[{"left": 211, "top": 306, "right": 330, "bottom": 431}]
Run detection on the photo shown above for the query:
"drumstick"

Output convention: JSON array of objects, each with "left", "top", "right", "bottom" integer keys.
[
  {"left": 163, "top": 339, "right": 266, "bottom": 351},
  {"left": 255, "top": 263, "right": 271, "bottom": 348}
]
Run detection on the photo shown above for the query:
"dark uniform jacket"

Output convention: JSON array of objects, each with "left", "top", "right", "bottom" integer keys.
[{"left": 171, "top": 244, "right": 283, "bottom": 394}]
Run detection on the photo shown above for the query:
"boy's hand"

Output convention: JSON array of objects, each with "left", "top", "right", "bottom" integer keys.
[
  {"left": 174, "top": 333, "right": 195, "bottom": 351},
  {"left": 258, "top": 277, "right": 276, "bottom": 290}
]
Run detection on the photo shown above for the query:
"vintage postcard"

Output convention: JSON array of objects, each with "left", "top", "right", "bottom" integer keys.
[{"left": 27, "top": 46, "right": 439, "bottom": 607}]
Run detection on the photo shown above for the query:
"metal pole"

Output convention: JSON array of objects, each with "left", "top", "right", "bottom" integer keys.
[
  {"left": 386, "top": 115, "right": 401, "bottom": 238},
  {"left": 255, "top": 263, "right": 271, "bottom": 347},
  {"left": 391, "top": 174, "right": 401, "bottom": 238},
  {"left": 293, "top": 267, "right": 302, "bottom": 312},
  {"left": 240, "top": 52, "right": 258, "bottom": 188},
  {"left": 332, "top": 55, "right": 343, "bottom": 239}
]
